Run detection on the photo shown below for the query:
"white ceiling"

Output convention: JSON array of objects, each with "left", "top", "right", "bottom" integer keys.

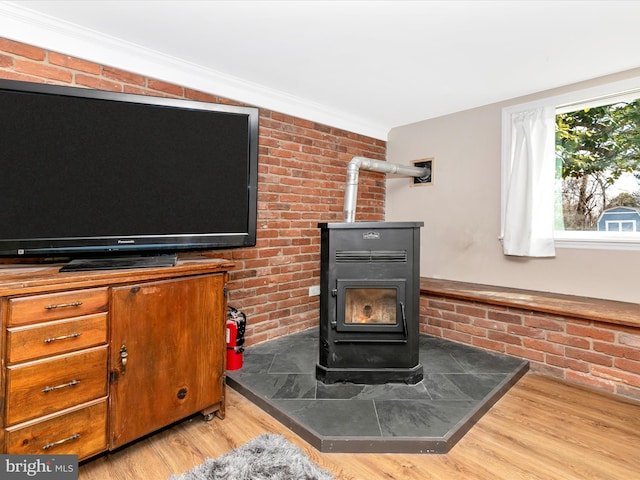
[{"left": 2, "top": 0, "right": 640, "bottom": 139}]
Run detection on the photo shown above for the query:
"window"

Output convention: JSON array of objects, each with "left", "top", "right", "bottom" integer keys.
[
  {"left": 556, "top": 94, "right": 640, "bottom": 234},
  {"left": 605, "top": 220, "right": 636, "bottom": 232},
  {"left": 502, "top": 76, "right": 640, "bottom": 253}
]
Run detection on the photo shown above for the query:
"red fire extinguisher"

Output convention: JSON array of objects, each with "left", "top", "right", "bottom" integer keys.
[{"left": 226, "top": 306, "right": 246, "bottom": 370}]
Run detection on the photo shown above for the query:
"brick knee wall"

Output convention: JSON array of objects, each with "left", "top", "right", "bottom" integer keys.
[{"left": 420, "top": 293, "right": 640, "bottom": 401}]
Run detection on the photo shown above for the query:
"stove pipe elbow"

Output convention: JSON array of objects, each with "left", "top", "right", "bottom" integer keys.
[{"left": 343, "top": 156, "right": 429, "bottom": 223}]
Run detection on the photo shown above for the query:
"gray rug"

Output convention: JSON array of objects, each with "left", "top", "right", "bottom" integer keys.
[{"left": 170, "top": 434, "right": 335, "bottom": 480}]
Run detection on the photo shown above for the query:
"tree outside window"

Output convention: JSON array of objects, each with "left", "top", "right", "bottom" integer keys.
[{"left": 555, "top": 98, "right": 640, "bottom": 231}]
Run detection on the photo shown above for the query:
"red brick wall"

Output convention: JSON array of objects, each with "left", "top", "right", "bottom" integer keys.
[
  {"left": 421, "top": 294, "right": 640, "bottom": 400},
  {"left": 0, "top": 37, "right": 387, "bottom": 345}
]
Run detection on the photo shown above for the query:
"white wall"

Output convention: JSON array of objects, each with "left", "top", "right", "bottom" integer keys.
[{"left": 386, "top": 68, "right": 640, "bottom": 303}]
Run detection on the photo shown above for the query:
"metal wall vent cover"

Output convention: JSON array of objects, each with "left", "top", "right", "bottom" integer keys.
[{"left": 335, "top": 250, "right": 407, "bottom": 263}]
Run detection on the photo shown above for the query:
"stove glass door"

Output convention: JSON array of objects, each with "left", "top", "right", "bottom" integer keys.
[
  {"left": 336, "top": 279, "right": 406, "bottom": 334},
  {"left": 345, "top": 287, "right": 396, "bottom": 324}
]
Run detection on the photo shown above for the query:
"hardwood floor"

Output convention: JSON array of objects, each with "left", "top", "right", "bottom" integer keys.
[{"left": 79, "top": 373, "right": 640, "bottom": 480}]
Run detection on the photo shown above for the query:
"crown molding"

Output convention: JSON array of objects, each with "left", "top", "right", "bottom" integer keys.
[{"left": 0, "top": 3, "right": 388, "bottom": 140}]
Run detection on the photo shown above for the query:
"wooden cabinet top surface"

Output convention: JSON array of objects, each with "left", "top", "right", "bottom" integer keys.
[{"left": 0, "top": 257, "right": 235, "bottom": 297}]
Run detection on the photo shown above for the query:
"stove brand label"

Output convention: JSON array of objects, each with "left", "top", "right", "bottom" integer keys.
[{"left": 362, "top": 231, "right": 380, "bottom": 240}]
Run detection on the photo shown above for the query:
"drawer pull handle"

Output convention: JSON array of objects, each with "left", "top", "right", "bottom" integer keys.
[
  {"left": 42, "top": 433, "right": 81, "bottom": 450},
  {"left": 42, "top": 379, "right": 80, "bottom": 393},
  {"left": 44, "top": 301, "right": 83, "bottom": 310},
  {"left": 43, "top": 332, "right": 81, "bottom": 343}
]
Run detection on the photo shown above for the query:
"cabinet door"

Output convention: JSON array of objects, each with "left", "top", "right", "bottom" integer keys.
[{"left": 109, "top": 274, "right": 226, "bottom": 449}]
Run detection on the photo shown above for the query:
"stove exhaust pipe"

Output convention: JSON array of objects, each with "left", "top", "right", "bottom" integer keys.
[{"left": 344, "top": 156, "right": 429, "bottom": 222}]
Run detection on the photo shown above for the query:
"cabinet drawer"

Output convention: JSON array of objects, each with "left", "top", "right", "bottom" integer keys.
[
  {"left": 6, "top": 398, "right": 107, "bottom": 460},
  {"left": 6, "top": 313, "right": 108, "bottom": 363},
  {"left": 8, "top": 287, "right": 109, "bottom": 326},
  {"left": 6, "top": 346, "right": 108, "bottom": 426}
]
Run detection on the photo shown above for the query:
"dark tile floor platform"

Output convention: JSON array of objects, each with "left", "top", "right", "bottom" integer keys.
[{"left": 226, "top": 329, "right": 528, "bottom": 453}]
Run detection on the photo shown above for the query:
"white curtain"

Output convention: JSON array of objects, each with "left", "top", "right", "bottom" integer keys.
[{"left": 503, "top": 106, "right": 556, "bottom": 257}]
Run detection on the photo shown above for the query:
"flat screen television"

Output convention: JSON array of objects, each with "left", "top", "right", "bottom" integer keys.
[{"left": 0, "top": 79, "right": 259, "bottom": 270}]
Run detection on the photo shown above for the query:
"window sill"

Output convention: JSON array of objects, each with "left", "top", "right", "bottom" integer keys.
[{"left": 554, "top": 233, "right": 640, "bottom": 251}]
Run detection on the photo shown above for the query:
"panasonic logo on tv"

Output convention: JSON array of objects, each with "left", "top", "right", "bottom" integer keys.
[{"left": 117, "top": 239, "right": 135, "bottom": 244}]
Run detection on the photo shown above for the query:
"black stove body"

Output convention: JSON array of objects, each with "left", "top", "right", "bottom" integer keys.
[{"left": 316, "top": 222, "right": 424, "bottom": 384}]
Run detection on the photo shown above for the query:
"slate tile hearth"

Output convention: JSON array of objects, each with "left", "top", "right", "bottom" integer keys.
[{"left": 226, "top": 329, "right": 528, "bottom": 453}]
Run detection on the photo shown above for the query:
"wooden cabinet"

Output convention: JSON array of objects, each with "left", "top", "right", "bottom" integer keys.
[
  {"left": 0, "top": 257, "right": 233, "bottom": 461},
  {"left": 109, "top": 275, "right": 226, "bottom": 449}
]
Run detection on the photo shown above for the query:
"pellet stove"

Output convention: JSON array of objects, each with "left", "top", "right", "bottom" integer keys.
[
  {"left": 316, "top": 156, "right": 429, "bottom": 384},
  {"left": 316, "top": 221, "right": 424, "bottom": 384}
]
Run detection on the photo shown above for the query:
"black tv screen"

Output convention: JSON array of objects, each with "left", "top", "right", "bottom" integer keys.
[{"left": 0, "top": 79, "right": 259, "bottom": 263}]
